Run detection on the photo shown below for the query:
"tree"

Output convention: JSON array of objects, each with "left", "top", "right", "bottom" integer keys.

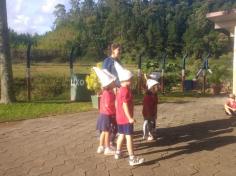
[
  {"left": 0, "top": 0, "right": 15, "bottom": 103},
  {"left": 53, "top": 4, "right": 67, "bottom": 28}
]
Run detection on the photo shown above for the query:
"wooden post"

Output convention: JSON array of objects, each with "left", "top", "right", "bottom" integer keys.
[
  {"left": 161, "top": 69, "right": 164, "bottom": 94},
  {"left": 203, "top": 69, "right": 206, "bottom": 95},
  {"left": 69, "top": 47, "right": 75, "bottom": 77},
  {"left": 26, "top": 43, "right": 31, "bottom": 101},
  {"left": 137, "top": 54, "right": 142, "bottom": 95},
  {"left": 182, "top": 69, "right": 185, "bottom": 92}
]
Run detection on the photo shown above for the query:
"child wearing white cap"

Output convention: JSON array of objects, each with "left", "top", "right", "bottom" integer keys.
[
  {"left": 93, "top": 67, "right": 117, "bottom": 155},
  {"left": 114, "top": 62, "right": 144, "bottom": 166},
  {"left": 142, "top": 79, "right": 159, "bottom": 141}
]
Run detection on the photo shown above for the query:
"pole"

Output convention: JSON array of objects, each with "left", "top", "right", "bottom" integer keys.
[
  {"left": 26, "top": 43, "right": 31, "bottom": 101},
  {"left": 69, "top": 46, "right": 75, "bottom": 77},
  {"left": 203, "top": 69, "right": 206, "bottom": 95},
  {"left": 137, "top": 54, "right": 142, "bottom": 95},
  {"left": 233, "top": 26, "right": 236, "bottom": 94},
  {"left": 161, "top": 69, "right": 164, "bottom": 94},
  {"left": 182, "top": 69, "right": 185, "bottom": 92},
  {"left": 182, "top": 54, "right": 187, "bottom": 93},
  {"left": 161, "top": 53, "right": 166, "bottom": 94}
]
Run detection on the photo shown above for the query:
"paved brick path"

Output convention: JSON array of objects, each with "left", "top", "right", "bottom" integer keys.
[{"left": 0, "top": 97, "right": 236, "bottom": 176}]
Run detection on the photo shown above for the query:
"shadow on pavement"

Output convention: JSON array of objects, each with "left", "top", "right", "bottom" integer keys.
[{"left": 133, "top": 117, "right": 236, "bottom": 165}]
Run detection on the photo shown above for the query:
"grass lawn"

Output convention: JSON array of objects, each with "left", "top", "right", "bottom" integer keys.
[
  {"left": 11, "top": 63, "right": 138, "bottom": 78},
  {"left": 12, "top": 63, "right": 93, "bottom": 78},
  {"left": 0, "top": 101, "right": 93, "bottom": 123},
  {"left": 0, "top": 92, "right": 213, "bottom": 123}
]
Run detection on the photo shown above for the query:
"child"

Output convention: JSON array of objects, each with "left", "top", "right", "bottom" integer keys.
[
  {"left": 142, "top": 79, "right": 159, "bottom": 141},
  {"left": 114, "top": 62, "right": 144, "bottom": 166},
  {"left": 224, "top": 93, "right": 236, "bottom": 116},
  {"left": 93, "top": 67, "right": 116, "bottom": 155}
]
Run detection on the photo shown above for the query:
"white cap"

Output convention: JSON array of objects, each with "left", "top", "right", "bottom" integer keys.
[
  {"left": 149, "top": 72, "right": 161, "bottom": 80},
  {"left": 93, "top": 67, "right": 116, "bottom": 87},
  {"left": 114, "top": 61, "right": 133, "bottom": 81},
  {"left": 147, "top": 79, "right": 159, "bottom": 90}
]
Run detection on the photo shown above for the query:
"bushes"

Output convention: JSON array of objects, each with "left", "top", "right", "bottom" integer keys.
[
  {"left": 1, "top": 75, "right": 70, "bottom": 101},
  {"left": 142, "top": 59, "right": 182, "bottom": 92}
]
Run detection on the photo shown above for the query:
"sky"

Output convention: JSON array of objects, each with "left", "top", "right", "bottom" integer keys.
[{"left": 6, "top": 0, "right": 70, "bottom": 35}]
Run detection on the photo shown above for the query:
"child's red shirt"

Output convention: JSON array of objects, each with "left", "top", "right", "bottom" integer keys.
[
  {"left": 142, "top": 92, "right": 158, "bottom": 119},
  {"left": 116, "top": 86, "right": 133, "bottom": 124},
  {"left": 99, "top": 89, "right": 116, "bottom": 116}
]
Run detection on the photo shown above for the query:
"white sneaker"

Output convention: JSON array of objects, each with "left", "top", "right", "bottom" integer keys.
[
  {"left": 114, "top": 152, "right": 122, "bottom": 159},
  {"left": 129, "top": 156, "right": 144, "bottom": 166},
  {"left": 97, "top": 146, "right": 104, "bottom": 154},
  {"left": 147, "top": 136, "right": 154, "bottom": 141},
  {"left": 104, "top": 147, "right": 115, "bottom": 155}
]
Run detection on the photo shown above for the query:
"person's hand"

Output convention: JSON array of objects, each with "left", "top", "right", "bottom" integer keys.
[{"left": 129, "top": 118, "right": 134, "bottom": 124}]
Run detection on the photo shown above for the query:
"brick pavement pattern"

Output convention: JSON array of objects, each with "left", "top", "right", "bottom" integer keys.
[{"left": 0, "top": 97, "right": 236, "bottom": 176}]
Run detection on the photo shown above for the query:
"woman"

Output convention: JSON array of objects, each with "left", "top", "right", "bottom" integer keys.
[{"left": 103, "top": 43, "right": 121, "bottom": 87}]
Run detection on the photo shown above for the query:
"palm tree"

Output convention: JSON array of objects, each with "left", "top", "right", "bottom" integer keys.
[{"left": 0, "top": 0, "right": 15, "bottom": 103}]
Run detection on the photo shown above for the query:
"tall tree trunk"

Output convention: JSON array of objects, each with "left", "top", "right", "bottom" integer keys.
[{"left": 0, "top": 0, "right": 15, "bottom": 103}]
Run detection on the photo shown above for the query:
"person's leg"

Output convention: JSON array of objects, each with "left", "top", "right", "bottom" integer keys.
[
  {"left": 97, "top": 132, "right": 105, "bottom": 153},
  {"left": 126, "top": 134, "right": 134, "bottom": 156},
  {"left": 143, "top": 120, "right": 148, "bottom": 139},
  {"left": 125, "top": 135, "right": 144, "bottom": 166},
  {"left": 149, "top": 119, "right": 156, "bottom": 138},
  {"left": 115, "top": 133, "right": 125, "bottom": 159},
  {"left": 104, "top": 131, "right": 115, "bottom": 155},
  {"left": 231, "top": 109, "right": 236, "bottom": 116},
  {"left": 104, "top": 131, "right": 109, "bottom": 148},
  {"left": 110, "top": 117, "right": 117, "bottom": 146},
  {"left": 116, "top": 134, "right": 125, "bottom": 151},
  {"left": 99, "top": 132, "right": 105, "bottom": 146},
  {"left": 225, "top": 105, "right": 232, "bottom": 115}
]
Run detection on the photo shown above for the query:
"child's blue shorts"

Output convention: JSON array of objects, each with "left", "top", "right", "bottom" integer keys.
[
  {"left": 96, "top": 114, "right": 112, "bottom": 132},
  {"left": 117, "top": 123, "right": 133, "bottom": 135}
]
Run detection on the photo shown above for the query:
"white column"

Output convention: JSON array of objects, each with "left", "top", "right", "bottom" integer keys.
[{"left": 233, "top": 26, "right": 236, "bottom": 94}]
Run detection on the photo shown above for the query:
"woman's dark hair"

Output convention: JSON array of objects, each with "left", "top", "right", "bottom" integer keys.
[{"left": 109, "top": 43, "right": 121, "bottom": 55}]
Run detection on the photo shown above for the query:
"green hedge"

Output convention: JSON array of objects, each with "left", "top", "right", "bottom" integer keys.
[{"left": 1, "top": 75, "right": 70, "bottom": 101}]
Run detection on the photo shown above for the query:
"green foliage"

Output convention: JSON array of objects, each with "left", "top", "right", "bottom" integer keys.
[
  {"left": 31, "top": 75, "right": 70, "bottom": 100},
  {"left": 1, "top": 75, "right": 70, "bottom": 101},
  {"left": 208, "top": 53, "right": 232, "bottom": 84},
  {"left": 142, "top": 59, "right": 160, "bottom": 73},
  {"left": 164, "top": 62, "right": 182, "bottom": 92},
  {"left": 9, "top": 0, "right": 235, "bottom": 63}
]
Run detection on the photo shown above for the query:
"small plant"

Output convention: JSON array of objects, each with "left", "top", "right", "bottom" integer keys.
[
  {"left": 208, "top": 64, "right": 230, "bottom": 94},
  {"left": 85, "top": 62, "right": 102, "bottom": 94},
  {"left": 209, "top": 64, "right": 229, "bottom": 85}
]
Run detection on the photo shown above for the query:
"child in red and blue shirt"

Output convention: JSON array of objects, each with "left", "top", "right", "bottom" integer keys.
[
  {"left": 142, "top": 79, "right": 159, "bottom": 141},
  {"left": 93, "top": 67, "right": 116, "bottom": 155},
  {"left": 114, "top": 61, "right": 144, "bottom": 166}
]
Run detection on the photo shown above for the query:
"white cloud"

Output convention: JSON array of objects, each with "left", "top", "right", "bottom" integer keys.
[
  {"left": 41, "top": 0, "right": 57, "bottom": 13},
  {"left": 15, "top": 0, "right": 23, "bottom": 12},
  {"left": 6, "top": 0, "right": 70, "bottom": 35},
  {"left": 41, "top": 0, "right": 68, "bottom": 13},
  {"left": 13, "top": 15, "right": 30, "bottom": 25}
]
